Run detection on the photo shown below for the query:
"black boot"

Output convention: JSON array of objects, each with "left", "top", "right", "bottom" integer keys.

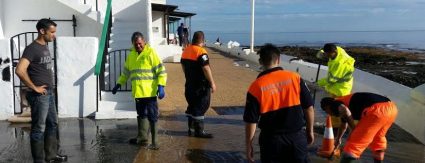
[
  {"left": 148, "top": 122, "right": 159, "bottom": 150},
  {"left": 194, "top": 119, "right": 213, "bottom": 138},
  {"left": 45, "top": 134, "right": 67, "bottom": 163},
  {"left": 129, "top": 116, "right": 149, "bottom": 146},
  {"left": 187, "top": 116, "right": 195, "bottom": 136},
  {"left": 31, "top": 140, "right": 45, "bottom": 163}
]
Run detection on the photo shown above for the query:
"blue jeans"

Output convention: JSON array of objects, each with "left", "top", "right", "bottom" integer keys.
[{"left": 27, "top": 89, "right": 58, "bottom": 162}]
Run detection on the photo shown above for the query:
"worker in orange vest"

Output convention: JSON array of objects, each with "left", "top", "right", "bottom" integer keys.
[
  {"left": 181, "top": 31, "right": 217, "bottom": 138},
  {"left": 320, "top": 92, "right": 398, "bottom": 163},
  {"left": 244, "top": 44, "right": 315, "bottom": 162}
]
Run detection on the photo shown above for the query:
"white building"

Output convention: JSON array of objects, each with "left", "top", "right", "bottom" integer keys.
[{"left": 0, "top": 0, "right": 194, "bottom": 119}]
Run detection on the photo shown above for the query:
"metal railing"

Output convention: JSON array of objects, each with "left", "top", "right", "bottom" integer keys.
[
  {"left": 95, "top": 0, "right": 112, "bottom": 111},
  {"left": 103, "top": 49, "right": 131, "bottom": 92}
]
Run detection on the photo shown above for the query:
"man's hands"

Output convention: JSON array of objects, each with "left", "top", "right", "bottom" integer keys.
[
  {"left": 335, "top": 138, "right": 342, "bottom": 148},
  {"left": 112, "top": 84, "right": 121, "bottom": 94},
  {"left": 307, "top": 130, "right": 314, "bottom": 145},
  {"left": 34, "top": 85, "right": 48, "bottom": 95},
  {"left": 157, "top": 85, "right": 165, "bottom": 99},
  {"left": 210, "top": 82, "right": 217, "bottom": 93}
]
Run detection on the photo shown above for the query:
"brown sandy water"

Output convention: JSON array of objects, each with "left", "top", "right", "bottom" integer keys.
[{"left": 0, "top": 48, "right": 423, "bottom": 162}]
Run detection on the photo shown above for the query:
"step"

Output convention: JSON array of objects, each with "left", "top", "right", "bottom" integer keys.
[
  {"left": 96, "top": 97, "right": 136, "bottom": 119},
  {"left": 110, "top": 44, "right": 132, "bottom": 51},
  {"left": 109, "top": 38, "right": 132, "bottom": 45},
  {"left": 57, "top": 0, "right": 92, "bottom": 15},
  {"left": 100, "top": 91, "right": 133, "bottom": 102},
  {"left": 95, "top": 109, "right": 137, "bottom": 119}
]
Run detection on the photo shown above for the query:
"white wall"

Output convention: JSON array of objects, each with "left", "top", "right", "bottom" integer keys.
[
  {"left": 56, "top": 37, "right": 98, "bottom": 118},
  {"left": 152, "top": 11, "right": 165, "bottom": 45},
  {"left": 0, "top": 0, "right": 4, "bottom": 38},
  {"left": 3, "top": 0, "right": 101, "bottom": 39},
  {"left": 0, "top": 39, "right": 14, "bottom": 120},
  {"left": 208, "top": 43, "right": 425, "bottom": 144},
  {"left": 152, "top": 0, "right": 166, "bottom": 4}
]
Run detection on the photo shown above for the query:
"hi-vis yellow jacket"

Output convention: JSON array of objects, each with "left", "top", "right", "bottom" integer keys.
[
  {"left": 117, "top": 44, "right": 167, "bottom": 98},
  {"left": 318, "top": 46, "right": 355, "bottom": 96}
]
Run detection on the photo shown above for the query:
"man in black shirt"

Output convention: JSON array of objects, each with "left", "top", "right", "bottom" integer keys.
[
  {"left": 181, "top": 31, "right": 216, "bottom": 138},
  {"left": 244, "top": 44, "right": 314, "bottom": 163},
  {"left": 15, "top": 19, "right": 67, "bottom": 163}
]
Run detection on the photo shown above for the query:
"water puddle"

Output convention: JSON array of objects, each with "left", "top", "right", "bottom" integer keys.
[{"left": 212, "top": 106, "right": 244, "bottom": 115}]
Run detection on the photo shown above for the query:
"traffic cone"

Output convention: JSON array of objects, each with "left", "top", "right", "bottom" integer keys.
[{"left": 317, "top": 115, "right": 340, "bottom": 158}]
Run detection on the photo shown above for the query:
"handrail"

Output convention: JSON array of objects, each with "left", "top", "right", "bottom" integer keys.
[
  {"left": 103, "top": 49, "right": 131, "bottom": 91},
  {"left": 94, "top": 0, "right": 112, "bottom": 75}
]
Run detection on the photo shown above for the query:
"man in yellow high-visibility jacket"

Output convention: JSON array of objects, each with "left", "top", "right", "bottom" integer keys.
[
  {"left": 112, "top": 32, "right": 167, "bottom": 150},
  {"left": 317, "top": 43, "right": 355, "bottom": 127}
]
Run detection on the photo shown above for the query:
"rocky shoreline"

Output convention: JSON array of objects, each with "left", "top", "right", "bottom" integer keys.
[{"left": 254, "top": 46, "right": 425, "bottom": 88}]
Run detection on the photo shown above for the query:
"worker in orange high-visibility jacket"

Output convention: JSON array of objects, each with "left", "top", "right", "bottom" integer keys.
[
  {"left": 112, "top": 32, "right": 167, "bottom": 150},
  {"left": 181, "top": 31, "right": 217, "bottom": 138},
  {"left": 317, "top": 43, "right": 355, "bottom": 128},
  {"left": 320, "top": 92, "right": 398, "bottom": 163},
  {"left": 244, "top": 44, "right": 315, "bottom": 163}
]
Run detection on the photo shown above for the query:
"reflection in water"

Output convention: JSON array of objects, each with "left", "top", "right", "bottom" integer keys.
[{"left": 186, "top": 149, "right": 245, "bottom": 163}]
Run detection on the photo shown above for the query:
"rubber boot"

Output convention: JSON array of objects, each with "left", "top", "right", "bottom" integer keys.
[
  {"left": 45, "top": 134, "right": 58, "bottom": 161},
  {"left": 194, "top": 119, "right": 213, "bottom": 138},
  {"left": 45, "top": 134, "right": 68, "bottom": 163},
  {"left": 187, "top": 116, "right": 195, "bottom": 136},
  {"left": 31, "top": 140, "right": 45, "bottom": 163},
  {"left": 129, "top": 116, "right": 149, "bottom": 146},
  {"left": 148, "top": 122, "right": 159, "bottom": 150}
]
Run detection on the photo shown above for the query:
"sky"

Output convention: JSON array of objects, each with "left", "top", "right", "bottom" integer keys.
[{"left": 167, "top": 0, "right": 425, "bottom": 33}]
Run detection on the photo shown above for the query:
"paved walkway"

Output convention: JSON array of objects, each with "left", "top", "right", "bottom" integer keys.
[
  {"left": 158, "top": 47, "right": 259, "bottom": 116},
  {"left": 0, "top": 48, "right": 423, "bottom": 162}
]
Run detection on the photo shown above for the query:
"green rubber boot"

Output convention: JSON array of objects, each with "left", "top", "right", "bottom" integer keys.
[
  {"left": 148, "top": 122, "right": 159, "bottom": 150},
  {"left": 129, "top": 116, "right": 149, "bottom": 146}
]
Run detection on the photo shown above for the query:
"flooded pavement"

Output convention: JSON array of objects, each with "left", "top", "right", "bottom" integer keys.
[{"left": 0, "top": 101, "right": 424, "bottom": 163}]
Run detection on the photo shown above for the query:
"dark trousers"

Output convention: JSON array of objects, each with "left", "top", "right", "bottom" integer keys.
[
  {"left": 136, "top": 97, "right": 159, "bottom": 122},
  {"left": 184, "top": 86, "right": 211, "bottom": 119},
  {"left": 178, "top": 35, "right": 183, "bottom": 46},
  {"left": 259, "top": 130, "right": 310, "bottom": 163},
  {"left": 27, "top": 89, "right": 58, "bottom": 163}
]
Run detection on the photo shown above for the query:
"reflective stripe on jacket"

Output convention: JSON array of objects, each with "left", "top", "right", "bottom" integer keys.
[
  {"left": 117, "top": 44, "right": 167, "bottom": 98},
  {"left": 318, "top": 46, "right": 355, "bottom": 96}
]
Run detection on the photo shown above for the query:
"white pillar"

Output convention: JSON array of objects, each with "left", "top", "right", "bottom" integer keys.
[
  {"left": 0, "top": 0, "right": 4, "bottom": 39},
  {"left": 0, "top": 39, "right": 13, "bottom": 120},
  {"left": 250, "top": 0, "right": 255, "bottom": 53},
  {"left": 146, "top": 0, "right": 153, "bottom": 44}
]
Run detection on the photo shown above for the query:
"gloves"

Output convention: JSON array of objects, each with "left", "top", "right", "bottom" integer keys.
[
  {"left": 112, "top": 84, "right": 121, "bottom": 94},
  {"left": 157, "top": 85, "right": 165, "bottom": 99},
  {"left": 316, "top": 49, "right": 325, "bottom": 59}
]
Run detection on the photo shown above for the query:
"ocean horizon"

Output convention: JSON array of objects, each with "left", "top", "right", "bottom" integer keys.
[{"left": 204, "top": 30, "right": 425, "bottom": 51}]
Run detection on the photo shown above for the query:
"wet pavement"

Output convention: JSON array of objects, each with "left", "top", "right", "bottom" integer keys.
[
  {"left": 1, "top": 48, "right": 424, "bottom": 162},
  {"left": 1, "top": 98, "right": 424, "bottom": 163}
]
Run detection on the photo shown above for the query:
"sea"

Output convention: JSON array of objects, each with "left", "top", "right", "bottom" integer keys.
[{"left": 204, "top": 30, "right": 425, "bottom": 52}]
